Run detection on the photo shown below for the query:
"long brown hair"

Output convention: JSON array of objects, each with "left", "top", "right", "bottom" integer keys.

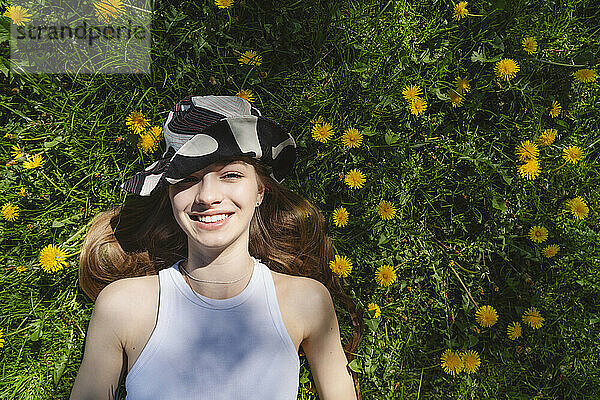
[{"left": 78, "top": 155, "right": 364, "bottom": 398}]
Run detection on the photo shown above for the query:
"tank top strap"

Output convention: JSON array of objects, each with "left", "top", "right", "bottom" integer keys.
[
  {"left": 261, "top": 263, "right": 300, "bottom": 363},
  {"left": 125, "top": 264, "right": 176, "bottom": 384}
]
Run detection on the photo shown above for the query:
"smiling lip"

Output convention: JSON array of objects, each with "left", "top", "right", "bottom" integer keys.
[
  {"left": 190, "top": 211, "right": 235, "bottom": 217},
  {"left": 189, "top": 212, "right": 233, "bottom": 220},
  {"left": 190, "top": 213, "right": 233, "bottom": 230}
]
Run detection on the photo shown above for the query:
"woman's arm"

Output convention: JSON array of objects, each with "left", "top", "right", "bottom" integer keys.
[
  {"left": 299, "top": 279, "right": 358, "bottom": 400},
  {"left": 70, "top": 281, "right": 130, "bottom": 400}
]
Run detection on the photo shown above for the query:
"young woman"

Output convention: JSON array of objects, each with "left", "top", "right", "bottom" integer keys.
[{"left": 69, "top": 95, "right": 363, "bottom": 400}]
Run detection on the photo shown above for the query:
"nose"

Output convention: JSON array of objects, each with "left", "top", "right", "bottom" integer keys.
[{"left": 192, "top": 174, "right": 224, "bottom": 206}]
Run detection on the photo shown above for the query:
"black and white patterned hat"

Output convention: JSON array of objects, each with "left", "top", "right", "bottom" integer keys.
[{"left": 121, "top": 95, "right": 297, "bottom": 196}]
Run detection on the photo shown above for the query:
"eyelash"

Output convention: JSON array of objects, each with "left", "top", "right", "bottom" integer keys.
[{"left": 181, "top": 173, "right": 242, "bottom": 183}]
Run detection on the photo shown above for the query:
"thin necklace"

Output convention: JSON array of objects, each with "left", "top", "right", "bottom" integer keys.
[{"left": 180, "top": 257, "right": 255, "bottom": 284}]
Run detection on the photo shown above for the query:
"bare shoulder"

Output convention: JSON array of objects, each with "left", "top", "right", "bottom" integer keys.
[
  {"left": 98, "top": 275, "right": 158, "bottom": 305},
  {"left": 271, "top": 271, "right": 328, "bottom": 304},
  {"left": 95, "top": 275, "right": 159, "bottom": 345},
  {"left": 271, "top": 271, "right": 332, "bottom": 339},
  {"left": 294, "top": 277, "right": 333, "bottom": 318}
]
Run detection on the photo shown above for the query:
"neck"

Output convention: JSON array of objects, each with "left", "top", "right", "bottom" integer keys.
[
  {"left": 180, "top": 256, "right": 256, "bottom": 299},
  {"left": 180, "top": 253, "right": 255, "bottom": 280}
]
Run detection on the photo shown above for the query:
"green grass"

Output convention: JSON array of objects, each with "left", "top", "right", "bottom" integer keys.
[{"left": 1, "top": 0, "right": 599, "bottom": 398}]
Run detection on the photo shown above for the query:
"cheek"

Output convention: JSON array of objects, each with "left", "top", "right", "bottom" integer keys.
[
  {"left": 232, "top": 186, "right": 257, "bottom": 207},
  {"left": 169, "top": 189, "right": 190, "bottom": 214}
]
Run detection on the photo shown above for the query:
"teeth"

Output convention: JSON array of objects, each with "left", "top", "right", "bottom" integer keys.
[{"left": 197, "top": 214, "right": 230, "bottom": 223}]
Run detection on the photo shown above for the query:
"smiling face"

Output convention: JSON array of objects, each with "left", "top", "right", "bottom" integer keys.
[{"left": 168, "top": 158, "right": 265, "bottom": 255}]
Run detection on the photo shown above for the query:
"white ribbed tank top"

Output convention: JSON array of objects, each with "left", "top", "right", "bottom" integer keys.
[{"left": 125, "top": 256, "right": 300, "bottom": 399}]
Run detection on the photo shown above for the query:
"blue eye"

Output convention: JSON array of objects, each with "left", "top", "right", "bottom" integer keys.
[{"left": 225, "top": 173, "right": 243, "bottom": 179}]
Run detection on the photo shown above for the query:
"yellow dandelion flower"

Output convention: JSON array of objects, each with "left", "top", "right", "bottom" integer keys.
[
  {"left": 375, "top": 265, "right": 397, "bottom": 287},
  {"left": 311, "top": 122, "right": 334, "bottom": 143},
  {"left": 367, "top": 302, "right": 381, "bottom": 318},
  {"left": 515, "top": 140, "right": 539, "bottom": 161},
  {"left": 148, "top": 126, "right": 163, "bottom": 141},
  {"left": 448, "top": 89, "right": 464, "bottom": 107},
  {"left": 410, "top": 98, "right": 427, "bottom": 116},
  {"left": 214, "top": 0, "right": 234, "bottom": 8},
  {"left": 573, "top": 69, "right": 597, "bottom": 83},
  {"left": 402, "top": 84, "right": 423, "bottom": 103},
  {"left": 344, "top": 168, "right": 366, "bottom": 189},
  {"left": 537, "top": 129, "right": 556, "bottom": 147},
  {"left": 137, "top": 133, "right": 159, "bottom": 154},
  {"left": 495, "top": 58, "right": 520, "bottom": 81},
  {"left": 332, "top": 206, "right": 349, "bottom": 227},
  {"left": 126, "top": 111, "right": 150, "bottom": 134},
  {"left": 93, "top": 0, "right": 124, "bottom": 23},
  {"left": 341, "top": 128, "right": 363, "bottom": 148},
  {"left": 565, "top": 196, "right": 589, "bottom": 220},
  {"left": 549, "top": 100, "right": 561, "bottom": 118},
  {"left": 507, "top": 321, "right": 522, "bottom": 340},
  {"left": 1, "top": 202, "right": 19, "bottom": 221},
  {"left": 11, "top": 144, "right": 24, "bottom": 160},
  {"left": 475, "top": 305, "right": 498, "bottom": 327},
  {"left": 522, "top": 36, "right": 537, "bottom": 55},
  {"left": 329, "top": 254, "right": 353, "bottom": 278},
  {"left": 238, "top": 50, "right": 262, "bottom": 66},
  {"left": 562, "top": 145, "right": 584, "bottom": 164},
  {"left": 461, "top": 350, "right": 481, "bottom": 374},
  {"left": 3, "top": 5, "right": 32, "bottom": 26},
  {"left": 19, "top": 187, "right": 26, "bottom": 197},
  {"left": 22, "top": 154, "right": 44, "bottom": 169},
  {"left": 377, "top": 200, "right": 396, "bottom": 220},
  {"left": 542, "top": 244, "right": 560, "bottom": 258},
  {"left": 440, "top": 349, "right": 463, "bottom": 376},
  {"left": 39, "top": 244, "right": 69, "bottom": 273},
  {"left": 453, "top": 1, "right": 469, "bottom": 21},
  {"left": 235, "top": 89, "right": 255, "bottom": 103},
  {"left": 528, "top": 225, "right": 548, "bottom": 243},
  {"left": 455, "top": 76, "right": 470, "bottom": 94},
  {"left": 522, "top": 307, "right": 544, "bottom": 329},
  {"left": 0, "top": 328, "right": 4, "bottom": 348},
  {"left": 518, "top": 158, "right": 541, "bottom": 180}
]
